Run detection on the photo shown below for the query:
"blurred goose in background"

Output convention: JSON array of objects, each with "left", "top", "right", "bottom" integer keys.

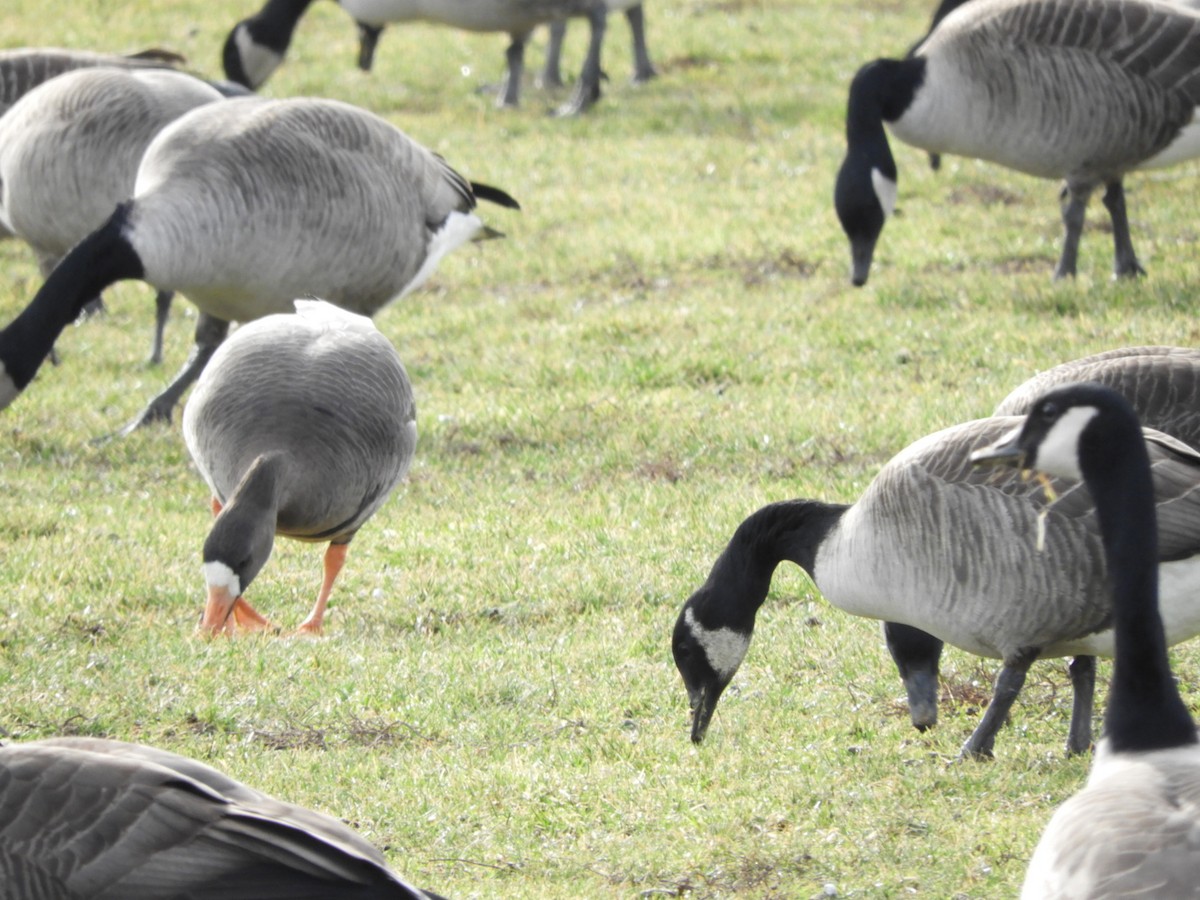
[
  {"left": 0, "top": 67, "right": 224, "bottom": 365},
  {"left": 835, "top": 0, "right": 1200, "bottom": 286},
  {"left": 183, "top": 300, "right": 416, "bottom": 637},
  {"left": 0, "top": 94, "right": 518, "bottom": 427},
  {"left": 886, "top": 344, "right": 1200, "bottom": 747},
  {"left": 673, "top": 412, "right": 1200, "bottom": 758},
  {"left": 0, "top": 735, "right": 445, "bottom": 898},
  {"left": 224, "top": 0, "right": 609, "bottom": 115},
  {"left": 971, "top": 384, "right": 1200, "bottom": 898},
  {"left": 542, "top": 0, "right": 655, "bottom": 88}
]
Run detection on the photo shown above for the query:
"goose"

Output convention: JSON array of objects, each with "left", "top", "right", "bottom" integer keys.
[
  {"left": 834, "top": 0, "right": 1200, "bottom": 286},
  {"left": 0, "top": 67, "right": 225, "bottom": 365},
  {"left": 0, "top": 735, "right": 445, "bottom": 898},
  {"left": 884, "top": 344, "right": 1200, "bottom": 749},
  {"left": 223, "top": 0, "right": 609, "bottom": 116},
  {"left": 671, "top": 413, "right": 1200, "bottom": 757},
  {"left": 970, "top": 384, "right": 1200, "bottom": 897},
  {"left": 0, "top": 94, "right": 518, "bottom": 428},
  {"left": 182, "top": 300, "right": 415, "bottom": 637},
  {"left": 542, "top": 0, "right": 655, "bottom": 88}
]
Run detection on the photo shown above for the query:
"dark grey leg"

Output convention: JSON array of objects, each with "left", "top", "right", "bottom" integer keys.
[
  {"left": 883, "top": 621, "right": 942, "bottom": 730},
  {"left": 555, "top": 5, "right": 606, "bottom": 116},
  {"left": 1066, "top": 655, "right": 1095, "bottom": 757},
  {"left": 149, "top": 289, "right": 173, "bottom": 365},
  {"left": 960, "top": 647, "right": 1039, "bottom": 759},
  {"left": 117, "top": 312, "right": 229, "bottom": 435},
  {"left": 626, "top": 4, "right": 657, "bottom": 83},
  {"left": 541, "top": 20, "right": 566, "bottom": 88},
  {"left": 1102, "top": 180, "right": 1145, "bottom": 278},
  {"left": 498, "top": 32, "right": 529, "bottom": 107},
  {"left": 1055, "top": 181, "right": 1093, "bottom": 280}
]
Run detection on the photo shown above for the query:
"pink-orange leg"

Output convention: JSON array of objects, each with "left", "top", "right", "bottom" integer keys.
[{"left": 295, "top": 542, "right": 349, "bottom": 636}]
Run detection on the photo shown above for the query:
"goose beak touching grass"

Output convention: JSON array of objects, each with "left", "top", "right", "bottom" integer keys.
[
  {"left": 673, "top": 403, "right": 1200, "bottom": 756},
  {"left": 971, "top": 384, "right": 1200, "bottom": 898},
  {"left": 834, "top": 0, "right": 1200, "bottom": 286},
  {"left": 0, "top": 736, "right": 447, "bottom": 898},
  {"left": 183, "top": 299, "right": 417, "bottom": 637}
]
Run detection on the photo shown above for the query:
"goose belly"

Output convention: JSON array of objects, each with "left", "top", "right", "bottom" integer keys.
[{"left": 339, "top": 0, "right": 583, "bottom": 31}]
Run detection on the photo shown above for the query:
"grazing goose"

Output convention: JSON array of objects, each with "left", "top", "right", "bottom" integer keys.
[
  {"left": 542, "top": 0, "right": 655, "bottom": 88},
  {"left": 0, "top": 67, "right": 224, "bottom": 365},
  {"left": 183, "top": 300, "right": 416, "bottom": 637},
  {"left": 970, "top": 385, "right": 1200, "bottom": 897},
  {"left": 672, "top": 413, "right": 1200, "bottom": 757},
  {"left": 0, "top": 94, "right": 517, "bottom": 427},
  {"left": 834, "top": 0, "right": 1200, "bottom": 286},
  {"left": 224, "top": 0, "right": 608, "bottom": 116},
  {"left": 0, "top": 735, "right": 444, "bottom": 898},
  {"left": 887, "top": 344, "right": 1200, "bottom": 748}
]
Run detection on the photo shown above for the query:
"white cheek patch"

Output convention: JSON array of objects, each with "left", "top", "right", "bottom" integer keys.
[
  {"left": 685, "top": 607, "right": 750, "bottom": 680},
  {"left": 0, "top": 360, "right": 17, "bottom": 411},
  {"left": 1035, "top": 406, "right": 1098, "bottom": 482},
  {"left": 203, "top": 560, "right": 241, "bottom": 598},
  {"left": 235, "top": 27, "right": 284, "bottom": 89},
  {"left": 400, "top": 211, "right": 484, "bottom": 300},
  {"left": 871, "top": 168, "right": 898, "bottom": 220}
]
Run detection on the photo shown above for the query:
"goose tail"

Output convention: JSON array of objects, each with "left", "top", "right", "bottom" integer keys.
[
  {"left": 0, "top": 201, "right": 144, "bottom": 410},
  {"left": 470, "top": 181, "right": 521, "bottom": 211}
]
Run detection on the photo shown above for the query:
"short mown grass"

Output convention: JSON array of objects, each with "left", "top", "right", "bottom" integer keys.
[{"left": 3, "top": 0, "right": 1200, "bottom": 896}]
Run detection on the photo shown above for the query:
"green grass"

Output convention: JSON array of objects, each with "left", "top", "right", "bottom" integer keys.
[{"left": 4, "top": 0, "right": 1200, "bottom": 896}]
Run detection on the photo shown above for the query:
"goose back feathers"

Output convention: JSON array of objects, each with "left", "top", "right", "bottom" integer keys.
[
  {"left": 673, "top": 414, "right": 1200, "bottom": 755},
  {"left": 0, "top": 736, "right": 441, "bottom": 899},
  {"left": 835, "top": 0, "right": 1200, "bottom": 284}
]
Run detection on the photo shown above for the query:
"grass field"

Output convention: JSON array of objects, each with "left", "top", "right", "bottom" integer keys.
[{"left": 3, "top": 0, "right": 1200, "bottom": 896}]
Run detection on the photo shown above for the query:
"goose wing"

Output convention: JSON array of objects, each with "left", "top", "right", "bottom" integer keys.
[{"left": 0, "top": 738, "right": 431, "bottom": 899}]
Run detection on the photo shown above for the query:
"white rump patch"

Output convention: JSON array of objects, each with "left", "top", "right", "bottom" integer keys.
[
  {"left": 202, "top": 560, "right": 241, "bottom": 598},
  {"left": 1035, "top": 406, "right": 1098, "bottom": 482},
  {"left": 401, "top": 211, "right": 484, "bottom": 300},
  {"left": 685, "top": 607, "right": 750, "bottom": 680},
  {"left": 871, "top": 168, "right": 898, "bottom": 220},
  {"left": 0, "top": 360, "right": 17, "bottom": 411}
]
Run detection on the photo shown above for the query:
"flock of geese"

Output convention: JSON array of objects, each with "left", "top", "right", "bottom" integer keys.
[{"left": 2, "top": 0, "right": 1200, "bottom": 895}]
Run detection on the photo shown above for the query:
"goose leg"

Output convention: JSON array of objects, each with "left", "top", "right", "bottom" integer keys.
[
  {"left": 1066, "top": 654, "right": 1095, "bottom": 756},
  {"left": 295, "top": 542, "right": 349, "bottom": 636},
  {"left": 149, "top": 289, "right": 173, "bottom": 366},
  {"left": 883, "top": 621, "right": 942, "bottom": 730},
  {"left": 498, "top": 32, "right": 530, "bottom": 107},
  {"left": 555, "top": 5, "right": 606, "bottom": 117},
  {"left": 1102, "top": 180, "right": 1145, "bottom": 279},
  {"left": 118, "top": 312, "right": 229, "bottom": 435},
  {"left": 626, "top": 4, "right": 657, "bottom": 83},
  {"left": 960, "top": 646, "right": 1038, "bottom": 759},
  {"left": 541, "top": 20, "right": 566, "bottom": 88},
  {"left": 356, "top": 21, "right": 384, "bottom": 71},
  {"left": 1055, "top": 181, "right": 1093, "bottom": 280}
]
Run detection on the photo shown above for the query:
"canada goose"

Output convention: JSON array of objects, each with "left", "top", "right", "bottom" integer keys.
[
  {"left": 542, "top": 0, "right": 655, "bottom": 88},
  {"left": 0, "top": 95, "right": 518, "bottom": 427},
  {"left": 672, "top": 413, "right": 1200, "bottom": 757},
  {"left": 0, "top": 735, "right": 445, "bottom": 898},
  {"left": 971, "top": 384, "right": 1200, "bottom": 897},
  {"left": 0, "top": 67, "right": 224, "bottom": 365},
  {"left": 224, "top": 0, "right": 609, "bottom": 116},
  {"left": 182, "top": 300, "right": 416, "bottom": 636},
  {"left": 834, "top": 0, "right": 1200, "bottom": 286},
  {"left": 885, "top": 344, "right": 1200, "bottom": 749}
]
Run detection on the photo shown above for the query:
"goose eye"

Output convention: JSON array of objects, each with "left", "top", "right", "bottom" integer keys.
[{"left": 1037, "top": 400, "right": 1059, "bottom": 422}]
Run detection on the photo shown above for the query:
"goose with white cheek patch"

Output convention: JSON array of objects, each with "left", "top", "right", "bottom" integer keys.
[
  {"left": 971, "top": 383, "right": 1200, "bottom": 898},
  {"left": 834, "top": 0, "right": 1200, "bottom": 286},
  {"left": 0, "top": 736, "right": 446, "bottom": 898},
  {"left": 672, "top": 410, "right": 1200, "bottom": 757},
  {"left": 0, "top": 94, "right": 517, "bottom": 428},
  {"left": 182, "top": 300, "right": 416, "bottom": 637}
]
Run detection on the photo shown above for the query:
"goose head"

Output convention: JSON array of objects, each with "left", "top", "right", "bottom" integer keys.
[
  {"left": 223, "top": 0, "right": 312, "bottom": 89},
  {"left": 834, "top": 58, "right": 924, "bottom": 286},
  {"left": 672, "top": 595, "right": 753, "bottom": 744}
]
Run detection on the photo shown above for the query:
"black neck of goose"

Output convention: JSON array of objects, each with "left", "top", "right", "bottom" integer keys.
[
  {"left": 704, "top": 500, "right": 848, "bottom": 628},
  {"left": 845, "top": 58, "right": 924, "bottom": 162},
  {"left": 1084, "top": 419, "right": 1198, "bottom": 753},
  {"left": 0, "top": 202, "right": 141, "bottom": 404},
  {"left": 248, "top": 0, "right": 315, "bottom": 49}
]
